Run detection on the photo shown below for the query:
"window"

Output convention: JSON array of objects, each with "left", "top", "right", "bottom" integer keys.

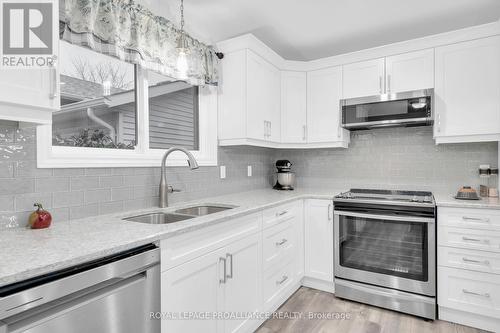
[
  {"left": 148, "top": 72, "right": 199, "bottom": 150},
  {"left": 36, "top": 43, "right": 218, "bottom": 167},
  {"left": 53, "top": 41, "right": 137, "bottom": 150}
]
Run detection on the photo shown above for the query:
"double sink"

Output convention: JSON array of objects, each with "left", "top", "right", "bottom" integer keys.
[{"left": 123, "top": 205, "right": 236, "bottom": 224}]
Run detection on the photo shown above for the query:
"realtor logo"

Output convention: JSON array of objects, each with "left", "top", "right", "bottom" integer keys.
[{"left": 1, "top": 1, "right": 54, "bottom": 67}]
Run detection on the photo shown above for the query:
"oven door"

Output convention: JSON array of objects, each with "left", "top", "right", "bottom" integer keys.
[{"left": 334, "top": 210, "right": 435, "bottom": 296}]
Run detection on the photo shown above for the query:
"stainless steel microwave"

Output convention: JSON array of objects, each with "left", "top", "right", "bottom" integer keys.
[{"left": 340, "top": 89, "right": 433, "bottom": 130}]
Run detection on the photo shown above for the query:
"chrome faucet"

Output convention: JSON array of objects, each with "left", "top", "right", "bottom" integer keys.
[{"left": 159, "top": 147, "right": 199, "bottom": 208}]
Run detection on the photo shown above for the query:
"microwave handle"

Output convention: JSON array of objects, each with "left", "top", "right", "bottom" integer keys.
[{"left": 334, "top": 210, "right": 435, "bottom": 224}]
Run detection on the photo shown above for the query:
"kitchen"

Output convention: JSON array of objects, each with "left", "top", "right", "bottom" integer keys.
[{"left": 0, "top": 0, "right": 499, "bottom": 332}]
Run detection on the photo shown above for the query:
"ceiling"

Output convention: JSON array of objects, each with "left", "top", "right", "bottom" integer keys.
[{"left": 144, "top": 0, "right": 500, "bottom": 61}]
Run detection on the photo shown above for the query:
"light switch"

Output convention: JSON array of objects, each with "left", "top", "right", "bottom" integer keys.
[
  {"left": 220, "top": 165, "right": 226, "bottom": 179},
  {"left": 247, "top": 165, "right": 252, "bottom": 177}
]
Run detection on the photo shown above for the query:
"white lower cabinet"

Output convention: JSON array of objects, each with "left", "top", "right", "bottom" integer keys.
[
  {"left": 161, "top": 234, "right": 262, "bottom": 333},
  {"left": 161, "top": 200, "right": 305, "bottom": 333},
  {"left": 222, "top": 233, "right": 262, "bottom": 333},
  {"left": 304, "top": 199, "right": 334, "bottom": 290},
  {"left": 437, "top": 206, "right": 500, "bottom": 332},
  {"left": 262, "top": 258, "right": 296, "bottom": 310},
  {"left": 161, "top": 248, "right": 225, "bottom": 333}
]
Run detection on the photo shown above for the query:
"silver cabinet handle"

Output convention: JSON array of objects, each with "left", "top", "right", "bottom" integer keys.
[
  {"left": 226, "top": 253, "right": 233, "bottom": 279},
  {"left": 275, "top": 239, "right": 288, "bottom": 246},
  {"left": 276, "top": 275, "right": 288, "bottom": 285},
  {"left": 219, "top": 257, "right": 227, "bottom": 284},
  {"left": 328, "top": 204, "right": 332, "bottom": 220},
  {"left": 337, "top": 103, "right": 342, "bottom": 138},
  {"left": 462, "top": 289, "right": 490, "bottom": 298},
  {"left": 437, "top": 113, "right": 441, "bottom": 133},
  {"left": 387, "top": 74, "right": 391, "bottom": 93},
  {"left": 462, "top": 257, "right": 490, "bottom": 265},
  {"left": 379, "top": 76, "right": 383, "bottom": 94},
  {"left": 303, "top": 125, "right": 306, "bottom": 141},
  {"left": 462, "top": 237, "right": 489, "bottom": 244},
  {"left": 269, "top": 121, "right": 272, "bottom": 138},
  {"left": 49, "top": 55, "right": 58, "bottom": 99},
  {"left": 462, "top": 216, "right": 490, "bottom": 222},
  {"left": 264, "top": 121, "right": 267, "bottom": 138},
  {"left": 276, "top": 210, "right": 288, "bottom": 217}
]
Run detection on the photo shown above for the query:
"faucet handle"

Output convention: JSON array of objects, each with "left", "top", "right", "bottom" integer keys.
[{"left": 167, "top": 186, "right": 181, "bottom": 193}]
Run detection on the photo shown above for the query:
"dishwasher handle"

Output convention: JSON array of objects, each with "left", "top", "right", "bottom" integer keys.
[{"left": 6, "top": 272, "right": 147, "bottom": 333}]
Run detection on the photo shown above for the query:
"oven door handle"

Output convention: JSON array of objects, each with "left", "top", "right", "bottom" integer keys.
[{"left": 334, "top": 210, "right": 435, "bottom": 224}]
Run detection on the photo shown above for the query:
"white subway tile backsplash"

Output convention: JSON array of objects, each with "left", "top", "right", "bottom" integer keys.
[
  {"left": 84, "top": 189, "right": 111, "bottom": 204},
  {"left": 0, "top": 124, "right": 496, "bottom": 229},
  {"left": 35, "top": 177, "right": 70, "bottom": 193},
  {"left": 53, "top": 191, "right": 84, "bottom": 208},
  {"left": 276, "top": 127, "right": 497, "bottom": 193},
  {"left": 70, "top": 177, "right": 100, "bottom": 191}
]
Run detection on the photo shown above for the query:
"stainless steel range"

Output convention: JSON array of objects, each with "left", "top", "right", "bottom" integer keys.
[{"left": 333, "top": 189, "right": 436, "bottom": 319}]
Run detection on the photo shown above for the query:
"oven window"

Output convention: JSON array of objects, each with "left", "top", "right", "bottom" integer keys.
[{"left": 339, "top": 215, "right": 428, "bottom": 281}]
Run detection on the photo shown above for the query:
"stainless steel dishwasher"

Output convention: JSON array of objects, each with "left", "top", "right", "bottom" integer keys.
[{"left": 0, "top": 244, "right": 160, "bottom": 333}]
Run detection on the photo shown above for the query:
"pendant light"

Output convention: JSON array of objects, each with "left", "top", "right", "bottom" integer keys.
[{"left": 176, "top": 0, "right": 189, "bottom": 79}]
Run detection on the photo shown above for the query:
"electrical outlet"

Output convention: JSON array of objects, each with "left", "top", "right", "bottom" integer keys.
[
  {"left": 220, "top": 165, "right": 226, "bottom": 179},
  {"left": 247, "top": 165, "right": 252, "bottom": 177}
]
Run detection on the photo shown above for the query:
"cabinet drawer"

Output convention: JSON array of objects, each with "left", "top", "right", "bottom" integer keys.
[
  {"left": 263, "top": 218, "right": 296, "bottom": 271},
  {"left": 438, "top": 246, "right": 500, "bottom": 275},
  {"left": 438, "top": 207, "right": 500, "bottom": 231},
  {"left": 263, "top": 201, "right": 301, "bottom": 229},
  {"left": 438, "top": 226, "right": 500, "bottom": 253},
  {"left": 438, "top": 267, "right": 500, "bottom": 319},
  {"left": 160, "top": 212, "right": 262, "bottom": 271},
  {"left": 263, "top": 259, "right": 295, "bottom": 309}
]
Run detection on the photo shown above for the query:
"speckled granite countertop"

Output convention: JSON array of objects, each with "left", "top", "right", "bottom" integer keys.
[
  {"left": 3, "top": 187, "right": 499, "bottom": 288},
  {"left": 0, "top": 188, "right": 341, "bottom": 288},
  {"left": 434, "top": 193, "right": 500, "bottom": 210}
]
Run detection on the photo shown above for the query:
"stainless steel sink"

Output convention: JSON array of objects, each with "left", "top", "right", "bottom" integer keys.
[
  {"left": 123, "top": 205, "right": 236, "bottom": 225},
  {"left": 174, "top": 205, "right": 235, "bottom": 216},
  {"left": 123, "top": 213, "right": 194, "bottom": 224}
]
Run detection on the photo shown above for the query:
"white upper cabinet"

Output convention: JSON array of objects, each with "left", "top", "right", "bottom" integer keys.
[
  {"left": 434, "top": 36, "right": 500, "bottom": 143},
  {"left": 385, "top": 49, "right": 434, "bottom": 93},
  {"left": 0, "top": 0, "right": 59, "bottom": 124},
  {"left": 307, "top": 66, "right": 349, "bottom": 145},
  {"left": 281, "top": 71, "right": 307, "bottom": 143},
  {"left": 218, "top": 49, "right": 281, "bottom": 145},
  {"left": 342, "top": 58, "right": 385, "bottom": 99}
]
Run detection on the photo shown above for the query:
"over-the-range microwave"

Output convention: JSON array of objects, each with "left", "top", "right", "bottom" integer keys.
[{"left": 340, "top": 89, "right": 433, "bottom": 130}]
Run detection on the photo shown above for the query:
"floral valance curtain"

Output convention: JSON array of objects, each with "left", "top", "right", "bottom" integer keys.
[{"left": 60, "top": 0, "right": 219, "bottom": 85}]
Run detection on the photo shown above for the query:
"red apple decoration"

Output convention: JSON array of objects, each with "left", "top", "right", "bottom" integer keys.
[{"left": 28, "top": 203, "right": 52, "bottom": 229}]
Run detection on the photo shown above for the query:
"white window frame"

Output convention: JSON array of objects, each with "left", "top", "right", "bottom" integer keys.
[{"left": 37, "top": 67, "right": 218, "bottom": 168}]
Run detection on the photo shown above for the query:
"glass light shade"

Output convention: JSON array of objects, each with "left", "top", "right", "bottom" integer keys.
[{"left": 177, "top": 50, "right": 188, "bottom": 80}]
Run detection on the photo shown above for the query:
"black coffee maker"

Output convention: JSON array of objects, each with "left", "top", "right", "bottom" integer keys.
[{"left": 273, "top": 160, "right": 295, "bottom": 190}]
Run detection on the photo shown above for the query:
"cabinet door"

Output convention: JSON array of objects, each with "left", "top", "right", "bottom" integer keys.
[
  {"left": 343, "top": 58, "right": 385, "bottom": 98},
  {"left": 305, "top": 199, "right": 334, "bottom": 282},
  {"left": 281, "top": 71, "right": 307, "bottom": 143},
  {"left": 385, "top": 49, "right": 434, "bottom": 93},
  {"left": 223, "top": 233, "right": 262, "bottom": 333},
  {"left": 307, "top": 66, "right": 346, "bottom": 143},
  {"left": 161, "top": 248, "right": 225, "bottom": 333},
  {"left": 246, "top": 50, "right": 280, "bottom": 142},
  {"left": 434, "top": 36, "right": 500, "bottom": 140},
  {"left": 0, "top": 0, "right": 59, "bottom": 121}
]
